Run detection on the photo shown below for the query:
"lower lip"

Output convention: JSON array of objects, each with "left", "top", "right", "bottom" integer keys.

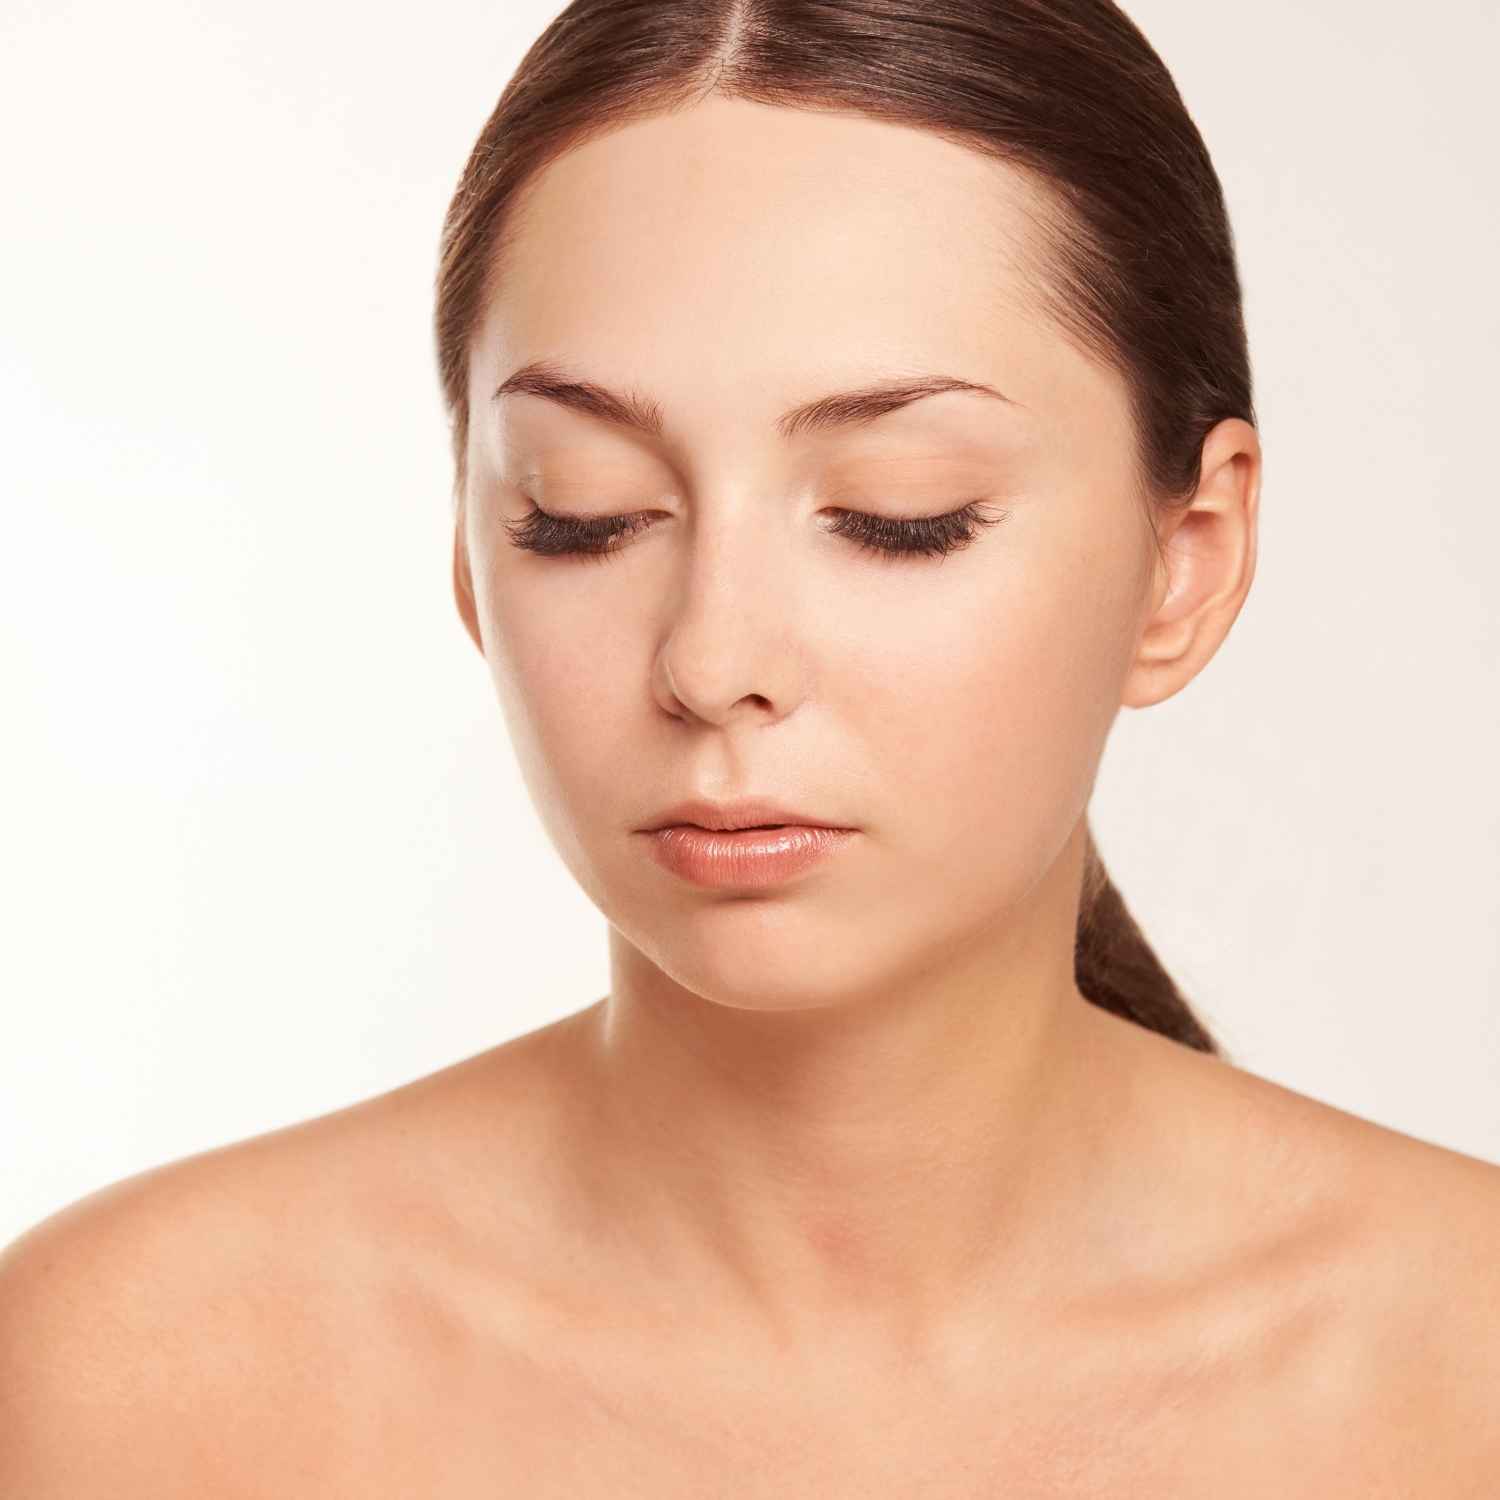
[{"left": 639, "top": 824, "right": 857, "bottom": 889}]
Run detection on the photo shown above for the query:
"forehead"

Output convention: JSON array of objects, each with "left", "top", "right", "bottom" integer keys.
[{"left": 471, "top": 95, "right": 1123, "bottom": 447}]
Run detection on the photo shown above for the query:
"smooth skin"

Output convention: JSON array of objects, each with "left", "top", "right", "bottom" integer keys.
[{"left": 3, "top": 95, "right": 1499, "bottom": 1496}]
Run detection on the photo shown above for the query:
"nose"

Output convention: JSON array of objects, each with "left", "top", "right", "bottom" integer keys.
[{"left": 650, "top": 510, "right": 809, "bottom": 728}]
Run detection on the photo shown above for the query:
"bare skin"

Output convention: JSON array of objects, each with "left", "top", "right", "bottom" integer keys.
[
  {"left": 4, "top": 94, "right": 1499, "bottom": 1493},
  {"left": 2, "top": 1010, "right": 1499, "bottom": 1495}
]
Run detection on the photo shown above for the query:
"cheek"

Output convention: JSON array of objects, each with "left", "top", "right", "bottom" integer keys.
[
  {"left": 472, "top": 566, "right": 649, "bottom": 892},
  {"left": 487, "top": 601, "right": 637, "bottom": 794},
  {"left": 855, "top": 537, "right": 1134, "bottom": 886}
]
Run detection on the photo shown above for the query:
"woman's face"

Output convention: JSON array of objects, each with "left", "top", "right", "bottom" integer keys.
[{"left": 457, "top": 95, "right": 1170, "bottom": 1012}]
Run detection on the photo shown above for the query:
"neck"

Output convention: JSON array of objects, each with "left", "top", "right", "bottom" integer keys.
[{"left": 563, "top": 822, "right": 1147, "bottom": 1365}]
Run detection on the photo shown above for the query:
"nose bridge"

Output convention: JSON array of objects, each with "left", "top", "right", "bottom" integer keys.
[{"left": 654, "top": 488, "right": 805, "bottom": 725}]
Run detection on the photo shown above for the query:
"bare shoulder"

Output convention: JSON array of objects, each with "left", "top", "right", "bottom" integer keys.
[
  {"left": 1341, "top": 1112, "right": 1500, "bottom": 1484},
  {"left": 1327, "top": 1104, "right": 1500, "bottom": 1449},
  {"left": 0, "top": 1104, "right": 392, "bottom": 1495},
  {"left": 1100, "top": 1010, "right": 1500, "bottom": 1485},
  {"left": 1220, "top": 1051, "right": 1500, "bottom": 1295},
  {"left": 0, "top": 1027, "right": 570, "bottom": 1498},
  {"left": 0, "top": 1151, "right": 276, "bottom": 1493},
  {"left": 1188, "top": 1041, "right": 1500, "bottom": 1474}
]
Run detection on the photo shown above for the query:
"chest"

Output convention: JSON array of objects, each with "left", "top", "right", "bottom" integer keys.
[{"left": 309, "top": 1325, "right": 1429, "bottom": 1499}]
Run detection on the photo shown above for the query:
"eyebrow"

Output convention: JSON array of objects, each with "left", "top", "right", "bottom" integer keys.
[{"left": 491, "top": 359, "right": 1021, "bottom": 441}]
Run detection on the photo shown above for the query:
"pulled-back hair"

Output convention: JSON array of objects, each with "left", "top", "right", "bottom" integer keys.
[{"left": 434, "top": 0, "right": 1254, "bottom": 1057}]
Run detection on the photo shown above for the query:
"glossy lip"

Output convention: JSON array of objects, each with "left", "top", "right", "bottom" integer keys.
[
  {"left": 640, "top": 823, "right": 858, "bottom": 889},
  {"left": 636, "top": 796, "right": 855, "bottom": 834}
]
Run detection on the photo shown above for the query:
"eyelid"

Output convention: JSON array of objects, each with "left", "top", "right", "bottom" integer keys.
[
  {"left": 503, "top": 496, "right": 1011, "bottom": 561},
  {"left": 514, "top": 495, "right": 990, "bottom": 523}
]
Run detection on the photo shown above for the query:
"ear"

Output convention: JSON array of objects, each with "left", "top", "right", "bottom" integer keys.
[
  {"left": 452, "top": 507, "right": 485, "bottom": 657},
  {"left": 1121, "top": 416, "right": 1261, "bottom": 710}
]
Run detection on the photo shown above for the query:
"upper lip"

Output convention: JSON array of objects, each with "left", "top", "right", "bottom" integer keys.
[{"left": 639, "top": 797, "right": 849, "bottom": 833}]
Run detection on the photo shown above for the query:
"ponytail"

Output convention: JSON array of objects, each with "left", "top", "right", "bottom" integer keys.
[{"left": 1076, "top": 826, "right": 1224, "bottom": 1056}]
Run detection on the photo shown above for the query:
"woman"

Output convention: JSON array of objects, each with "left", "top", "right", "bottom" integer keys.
[{"left": 4, "top": 0, "right": 1498, "bottom": 1491}]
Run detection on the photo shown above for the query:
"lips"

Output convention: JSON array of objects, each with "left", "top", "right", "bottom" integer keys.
[
  {"left": 639, "top": 796, "right": 850, "bottom": 834},
  {"left": 640, "top": 822, "right": 858, "bottom": 888}
]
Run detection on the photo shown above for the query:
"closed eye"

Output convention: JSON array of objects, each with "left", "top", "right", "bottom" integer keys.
[
  {"left": 502, "top": 500, "right": 1010, "bottom": 563},
  {"left": 825, "top": 502, "right": 1009, "bottom": 560}
]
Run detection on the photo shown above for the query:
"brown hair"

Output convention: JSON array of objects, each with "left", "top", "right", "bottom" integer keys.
[{"left": 434, "top": 0, "right": 1253, "bottom": 1058}]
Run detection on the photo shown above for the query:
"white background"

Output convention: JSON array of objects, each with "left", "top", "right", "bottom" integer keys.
[{"left": 3, "top": 0, "right": 1497, "bottom": 1247}]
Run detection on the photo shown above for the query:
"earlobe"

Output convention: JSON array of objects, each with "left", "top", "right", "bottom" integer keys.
[{"left": 1120, "top": 418, "right": 1261, "bottom": 711}]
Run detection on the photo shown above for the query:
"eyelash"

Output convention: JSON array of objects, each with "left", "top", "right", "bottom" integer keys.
[{"left": 501, "top": 501, "right": 1010, "bottom": 563}]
